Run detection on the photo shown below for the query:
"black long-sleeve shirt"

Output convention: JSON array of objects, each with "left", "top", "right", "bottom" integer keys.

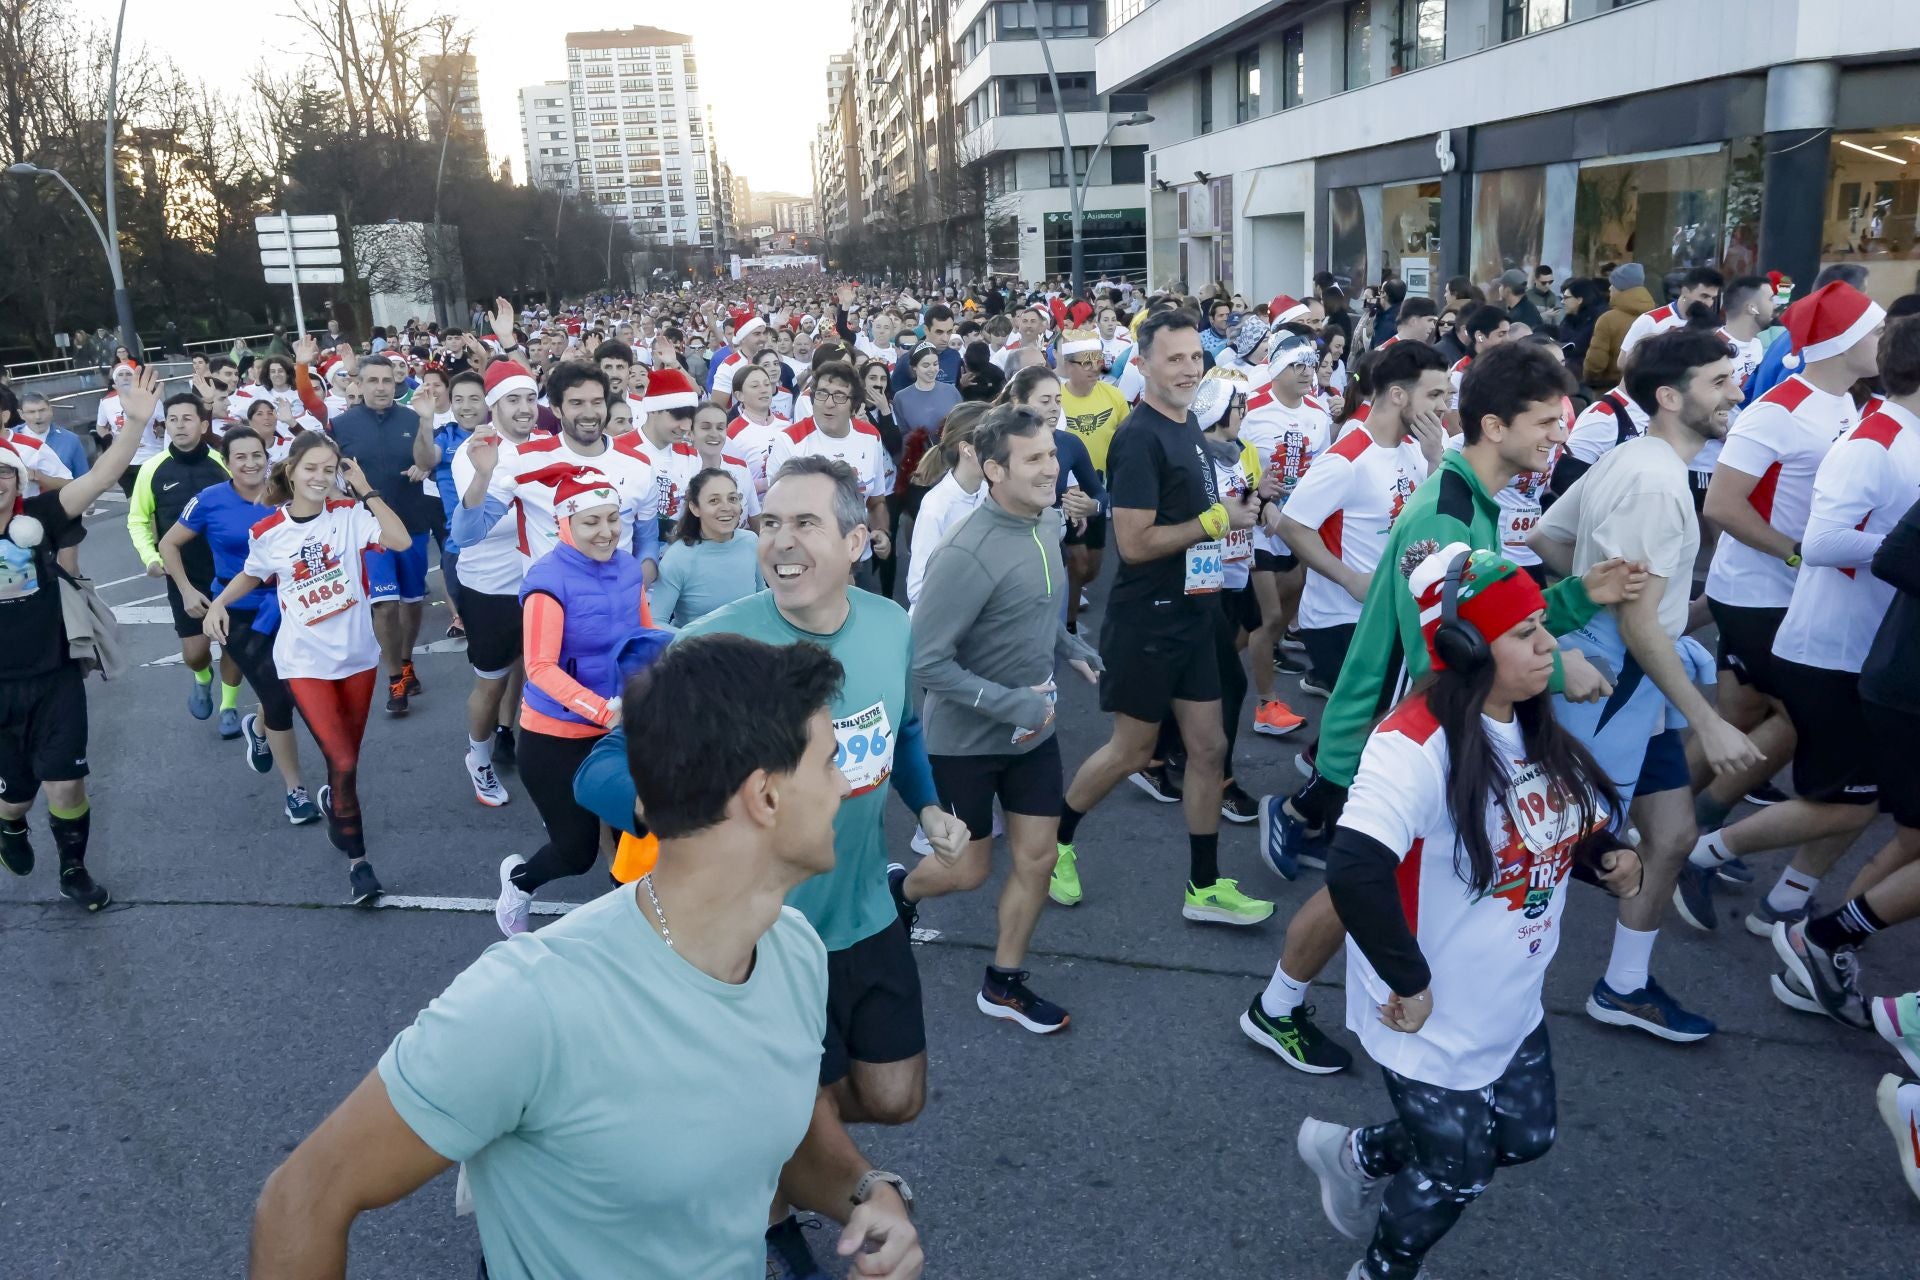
[{"left": 1862, "top": 493, "right": 1920, "bottom": 713}]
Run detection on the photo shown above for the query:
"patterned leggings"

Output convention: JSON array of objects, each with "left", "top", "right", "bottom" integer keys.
[{"left": 1354, "top": 1021, "right": 1557, "bottom": 1280}]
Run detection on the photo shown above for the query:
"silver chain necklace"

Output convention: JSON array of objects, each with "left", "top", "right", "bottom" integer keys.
[{"left": 640, "top": 873, "right": 673, "bottom": 949}]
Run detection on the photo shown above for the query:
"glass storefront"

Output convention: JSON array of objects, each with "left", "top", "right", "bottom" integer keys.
[
  {"left": 1383, "top": 180, "right": 1442, "bottom": 297},
  {"left": 1046, "top": 208, "right": 1148, "bottom": 281},
  {"left": 1823, "top": 127, "right": 1920, "bottom": 302},
  {"left": 1327, "top": 186, "right": 1369, "bottom": 289},
  {"left": 1471, "top": 167, "right": 1546, "bottom": 286},
  {"left": 1573, "top": 148, "right": 1728, "bottom": 283}
]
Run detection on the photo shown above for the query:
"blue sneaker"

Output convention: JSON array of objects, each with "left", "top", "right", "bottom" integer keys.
[
  {"left": 284, "top": 787, "right": 320, "bottom": 826},
  {"left": 218, "top": 706, "right": 242, "bottom": 740},
  {"left": 187, "top": 678, "right": 213, "bottom": 720},
  {"left": 1743, "top": 898, "right": 1807, "bottom": 938},
  {"left": 1715, "top": 856, "right": 1755, "bottom": 884},
  {"left": 1671, "top": 862, "right": 1718, "bottom": 931},
  {"left": 765, "top": 1215, "right": 825, "bottom": 1279},
  {"left": 1257, "top": 794, "right": 1300, "bottom": 881},
  {"left": 1585, "top": 975, "right": 1716, "bottom": 1042},
  {"left": 241, "top": 712, "right": 273, "bottom": 775}
]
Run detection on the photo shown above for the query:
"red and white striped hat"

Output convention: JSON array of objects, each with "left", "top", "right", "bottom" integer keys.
[{"left": 483, "top": 359, "right": 537, "bottom": 407}]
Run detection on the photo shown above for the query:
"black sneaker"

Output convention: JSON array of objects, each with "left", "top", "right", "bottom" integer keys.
[
  {"left": 1298, "top": 671, "right": 1334, "bottom": 699},
  {"left": 1239, "top": 997, "right": 1352, "bottom": 1074},
  {"left": 1745, "top": 782, "right": 1789, "bottom": 806},
  {"left": 765, "top": 1215, "right": 825, "bottom": 1279},
  {"left": 402, "top": 660, "right": 422, "bottom": 697},
  {"left": 0, "top": 821, "right": 33, "bottom": 876},
  {"left": 886, "top": 861, "right": 918, "bottom": 934},
  {"left": 385, "top": 674, "right": 409, "bottom": 716},
  {"left": 348, "top": 860, "right": 383, "bottom": 906},
  {"left": 493, "top": 724, "right": 518, "bottom": 769},
  {"left": 58, "top": 864, "right": 110, "bottom": 912},
  {"left": 977, "top": 969, "right": 1070, "bottom": 1033},
  {"left": 1127, "top": 763, "right": 1183, "bottom": 803},
  {"left": 1221, "top": 780, "right": 1259, "bottom": 825},
  {"left": 1274, "top": 649, "right": 1308, "bottom": 676}
]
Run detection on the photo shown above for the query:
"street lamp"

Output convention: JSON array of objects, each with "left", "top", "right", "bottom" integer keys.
[
  {"left": 8, "top": 161, "right": 139, "bottom": 362},
  {"left": 1033, "top": 14, "right": 1153, "bottom": 296}
]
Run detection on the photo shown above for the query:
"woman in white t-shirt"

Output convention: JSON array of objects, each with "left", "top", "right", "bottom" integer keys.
[
  {"left": 1297, "top": 545, "right": 1642, "bottom": 1280},
  {"left": 205, "top": 432, "right": 412, "bottom": 905}
]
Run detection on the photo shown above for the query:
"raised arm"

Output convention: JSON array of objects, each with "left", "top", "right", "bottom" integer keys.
[{"left": 60, "top": 366, "right": 155, "bottom": 518}]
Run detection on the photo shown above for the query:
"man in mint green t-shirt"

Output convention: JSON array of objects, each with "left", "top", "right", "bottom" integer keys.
[{"left": 249, "top": 635, "right": 923, "bottom": 1280}]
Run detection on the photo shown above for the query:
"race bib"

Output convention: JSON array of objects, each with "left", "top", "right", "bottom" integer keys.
[
  {"left": 286, "top": 539, "right": 358, "bottom": 627},
  {"left": 1505, "top": 761, "right": 1579, "bottom": 855},
  {"left": 1184, "top": 540, "right": 1225, "bottom": 595},
  {"left": 1222, "top": 528, "right": 1254, "bottom": 564},
  {"left": 1503, "top": 507, "right": 1541, "bottom": 550},
  {"left": 833, "top": 701, "right": 895, "bottom": 796}
]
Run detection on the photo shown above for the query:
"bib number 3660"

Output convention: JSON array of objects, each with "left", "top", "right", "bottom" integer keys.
[{"left": 1184, "top": 540, "right": 1225, "bottom": 595}]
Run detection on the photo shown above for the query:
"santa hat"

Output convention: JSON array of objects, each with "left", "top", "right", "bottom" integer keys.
[
  {"left": 1192, "top": 368, "right": 1248, "bottom": 430},
  {"left": 1268, "top": 295, "right": 1310, "bottom": 326},
  {"left": 483, "top": 359, "right": 538, "bottom": 407},
  {"left": 0, "top": 442, "right": 41, "bottom": 544},
  {"left": 639, "top": 367, "right": 698, "bottom": 413},
  {"left": 731, "top": 308, "right": 766, "bottom": 342},
  {"left": 1781, "top": 282, "right": 1884, "bottom": 369},
  {"left": 1408, "top": 543, "right": 1546, "bottom": 671},
  {"left": 318, "top": 356, "right": 346, "bottom": 384},
  {"left": 552, "top": 467, "right": 621, "bottom": 520}
]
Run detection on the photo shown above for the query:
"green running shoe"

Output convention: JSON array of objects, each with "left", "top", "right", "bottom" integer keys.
[
  {"left": 1050, "top": 843, "right": 1082, "bottom": 907},
  {"left": 1183, "top": 878, "right": 1274, "bottom": 926}
]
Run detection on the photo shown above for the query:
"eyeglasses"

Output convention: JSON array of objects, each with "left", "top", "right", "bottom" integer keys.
[
  {"left": 814, "top": 389, "right": 853, "bottom": 405},
  {"left": 1067, "top": 357, "right": 1101, "bottom": 369}
]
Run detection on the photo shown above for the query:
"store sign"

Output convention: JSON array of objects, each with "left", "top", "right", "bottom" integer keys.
[{"left": 1044, "top": 208, "right": 1148, "bottom": 227}]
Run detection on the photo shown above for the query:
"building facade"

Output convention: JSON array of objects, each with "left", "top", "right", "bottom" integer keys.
[
  {"left": 953, "top": 0, "right": 1152, "bottom": 284},
  {"left": 815, "top": 51, "right": 859, "bottom": 242},
  {"left": 1096, "top": 0, "right": 1920, "bottom": 303},
  {"left": 564, "top": 27, "right": 718, "bottom": 258},
  {"left": 853, "top": 0, "right": 960, "bottom": 273},
  {"left": 519, "top": 82, "right": 576, "bottom": 192}
]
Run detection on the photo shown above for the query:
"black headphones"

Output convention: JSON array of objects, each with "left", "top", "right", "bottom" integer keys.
[{"left": 1434, "top": 548, "right": 1492, "bottom": 673}]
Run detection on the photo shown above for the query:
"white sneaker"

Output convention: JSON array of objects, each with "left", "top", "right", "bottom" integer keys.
[
  {"left": 910, "top": 825, "right": 933, "bottom": 857},
  {"left": 467, "top": 753, "right": 510, "bottom": 807},
  {"left": 495, "top": 855, "right": 532, "bottom": 936},
  {"left": 1877, "top": 1073, "right": 1920, "bottom": 1205},
  {"left": 1298, "top": 1117, "right": 1384, "bottom": 1241}
]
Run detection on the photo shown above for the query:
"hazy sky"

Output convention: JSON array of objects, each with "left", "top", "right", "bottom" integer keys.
[{"left": 76, "top": 1, "right": 848, "bottom": 194}]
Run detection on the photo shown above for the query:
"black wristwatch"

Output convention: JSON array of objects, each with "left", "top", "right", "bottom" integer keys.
[{"left": 359, "top": 489, "right": 383, "bottom": 505}]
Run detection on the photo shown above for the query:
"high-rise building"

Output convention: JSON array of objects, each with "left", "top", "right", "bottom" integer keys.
[
  {"left": 814, "top": 51, "right": 859, "bottom": 242},
  {"left": 853, "top": 1, "right": 956, "bottom": 268},
  {"left": 952, "top": 0, "right": 1151, "bottom": 284},
  {"left": 519, "top": 81, "right": 576, "bottom": 191},
  {"left": 422, "top": 53, "right": 486, "bottom": 152},
  {"left": 564, "top": 26, "right": 717, "bottom": 254}
]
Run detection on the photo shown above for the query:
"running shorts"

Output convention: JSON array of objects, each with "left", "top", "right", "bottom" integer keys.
[
  {"left": 1776, "top": 658, "right": 1879, "bottom": 805},
  {"left": 1551, "top": 612, "right": 1697, "bottom": 802},
  {"left": 1706, "top": 598, "right": 1787, "bottom": 697},
  {"left": 365, "top": 531, "right": 431, "bottom": 603},
  {"left": 1063, "top": 512, "right": 1108, "bottom": 550},
  {"left": 165, "top": 577, "right": 212, "bottom": 639},
  {"left": 930, "top": 737, "right": 1064, "bottom": 840},
  {"left": 1098, "top": 612, "right": 1221, "bottom": 723},
  {"left": 820, "top": 919, "right": 926, "bottom": 1086},
  {"left": 1301, "top": 624, "right": 1358, "bottom": 688},
  {"left": 1864, "top": 698, "right": 1920, "bottom": 828},
  {"left": 1221, "top": 582, "right": 1262, "bottom": 634},
  {"left": 462, "top": 589, "right": 523, "bottom": 674},
  {"left": 1254, "top": 547, "right": 1298, "bottom": 573},
  {"left": 0, "top": 665, "right": 89, "bottom": 801}
]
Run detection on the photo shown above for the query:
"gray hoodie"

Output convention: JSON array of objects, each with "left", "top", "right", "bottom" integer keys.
[{"left": 911, "top": 493, "right": 1101, "bottom": 756}]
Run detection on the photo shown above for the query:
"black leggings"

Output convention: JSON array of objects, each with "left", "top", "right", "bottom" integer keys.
[
  {"left": 222, "top": 610, "right": 296, "bottom": 733},
  {"left": 1354, "top": 1021, "right": 1557, "bottom": 1280},
  {"left": 509, "top": 729, "right": 604, "bottom": 894}
]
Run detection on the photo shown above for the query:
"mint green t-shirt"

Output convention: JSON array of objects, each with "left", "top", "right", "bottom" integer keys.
[
  {"left": 378, "top": 888, "right": 827, "bottom": 1280},
  {"left": 679, "top": 589, "right": 913, "bottom": 951}
]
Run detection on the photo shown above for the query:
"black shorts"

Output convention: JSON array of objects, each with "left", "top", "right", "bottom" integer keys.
[
  {"left": 0, "top": 665, "right": 89, "bottom": 802},
  {"left": 1707, "top": 599, "right": 1787, "bottom": 697},
  {"left": 820, "top": 919, "right": 926, "bottom": 1086},
  {"left": 930, "top": 737, "right": 1063, "bottom": 840},
  {"left": 1221, "top": 582, "right": 1262, "bottom": 633},
  {"left": 1864, "top": 699, "right": 1920, "bottom": 829},
  {"left": 1254, "top": 547, "right": 1298, "bottom": 573},
  {"left": 165, "top": 577, "right": 212, "bottom": 640},
  {"left": 1776, "top": 659, "right": 1879, "bottom": 805},
  {"left": 1301, "top": 623, "right": 1357, "bottom": 686},
  {"left": 1063, "top": 512, "right": 1107, "bottom": 550},
  {"left": 1688, "top": 468, "right": 1711, "bottom": 513},
  {"left": 462, "top": 589, "right": 523, "bottom": 674},
  {"left": 1098, "top": 612, "right": 1221, "bottom": 722}
]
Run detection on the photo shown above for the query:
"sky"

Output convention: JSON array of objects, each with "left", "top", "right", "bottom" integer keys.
[{"left": 75, "top": 1, "right": 849, "bottom": 194}]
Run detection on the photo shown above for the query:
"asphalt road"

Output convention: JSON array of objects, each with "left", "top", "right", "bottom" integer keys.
[{"left": 4, "top": 493, "right": 1915, "bottom": 1279}]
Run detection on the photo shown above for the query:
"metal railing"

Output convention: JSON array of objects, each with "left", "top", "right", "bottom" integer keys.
[{"left": 4, "top": 332, "right": 276, "bottom": 383}]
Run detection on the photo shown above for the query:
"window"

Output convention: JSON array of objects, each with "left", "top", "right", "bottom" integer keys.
[
  {"left": 1049, "top": 146, "right": 1091, "bottom": 189},
  {"left": 1344, "top": 1, "right": 1373, "bottom": 89},
  {"left": 1282, "top": 27, "right": 1305, "bottom": 108},
  {"left": 1235, "top": 48, "right": 1260, "bottom": 122},
  {"left": 993, "top": 2, "right": 1099, "bottom": 40},
  {"left": 1394, "top": 0, "right": 1445, "bottom": 71},
  {"left": 1197, "top": 65, "right": 1213, "bottom": 135},
  {"left": 996, "top": 75, "right": 1095, "bottom": 115},
  {"left": 1502, "top": 0, "right": 1567, "bottom": 39},
  {"left": 1110, "top": 144, "right": 1146, "bottom": 185}
]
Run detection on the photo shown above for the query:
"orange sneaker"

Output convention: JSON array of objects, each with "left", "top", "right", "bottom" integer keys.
[{"left": 1254, "top": 699, "right": 1305, "bottom": 737}]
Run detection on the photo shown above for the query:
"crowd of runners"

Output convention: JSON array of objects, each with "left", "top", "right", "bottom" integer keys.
[{"left": 3, "top": 261, "right": 1918, "bottom": 1278}]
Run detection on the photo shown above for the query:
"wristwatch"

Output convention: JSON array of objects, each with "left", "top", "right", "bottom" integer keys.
[
  {"left": 1785, "top": 541, "right": 1802, "bottom": 568},
  {"left": 852, "top": 1170, "right": 914, "bottom": 1215}
]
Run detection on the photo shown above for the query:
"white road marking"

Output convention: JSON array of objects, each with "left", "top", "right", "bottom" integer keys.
[
  {"left": 113, "top": 605, "right": 178, "bottom": 625},
  {"left": 367, "top": 894, "right": 941, "bottom": 942},
  {"left": 94, "top": 572, "right": 149, "bottom": 589}
]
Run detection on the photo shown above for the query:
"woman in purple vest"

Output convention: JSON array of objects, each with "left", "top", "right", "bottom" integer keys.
[{"left": 494, "top": 466, "right": 653, "bottom": 936}]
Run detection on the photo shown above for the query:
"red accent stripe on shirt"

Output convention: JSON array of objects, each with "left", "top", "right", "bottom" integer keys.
[
  {"left": 1748, "top": 460, "right": 1784, "bottom": 521},
  {"left": 1397, "top": 837, "right": 1424, "bottom": 939}
]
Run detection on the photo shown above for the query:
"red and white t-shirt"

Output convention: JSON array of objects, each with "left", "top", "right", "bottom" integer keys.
[
  {"left": 725, "top": 411, "right": 790, "bottom": 497},
  {"left": 697, "top": 450, "right": 763, "bottom": 518},
  {"left": 1618, "top": 301, "right": 1688, "bottom": 359},
  {"left": 1283, "top": 427, "right": 1428, "bottom": 629},
  {"left": 448, "top": 432, "right": 534, "bottom": 597},
  {"left": 709, "top": 349, "right": 751, "bottom": 398},
  {"left": 765, "top": 417, "right": 888, "bottom": 499},
  {"left": 0, "top": 429, "right": 72, "bottom": 495},
  {"left": 1565, "top": 391, "right": 1649, "bottom": 466},
  {"left": 243, "top": 500, "right": 385, "bottom": 680},
  {"left": 96, "top": 393, "right": 166, "bottom": 464},
  {"left": 1705, "top": 376, "right": 1857, "bottom": 609},
  {"left": 1447, "top": 355, "right": 1472, "bottom": 409},
  {"left": 1339, "top": 695, "right": 1606, "bottom": 1090},
  {"left": 1240, "top": 389, "right": 1332, "bottom": 556},
  {"left": 1772, "top": 404, "right": 1920, "bottom": 673},
  {"left": 615, "top": 431, "right": 698, "bottom": 523},
  {"left": 493, "top": 434, "right": 658, "bottom": 564}
]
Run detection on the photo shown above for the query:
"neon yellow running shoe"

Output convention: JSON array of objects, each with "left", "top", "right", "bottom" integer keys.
[
  {"left": 1050, "top": 843, "right": 1083, "bottom": 906},
  {"left": 1184, "top": 878, "right": 1274, "bottom": 926}
]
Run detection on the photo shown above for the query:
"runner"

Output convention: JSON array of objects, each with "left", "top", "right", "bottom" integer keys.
[
  {"left": 1529, "top": 328, "right": 1762, "bottom": 1041},
  {"left": 723, "top": 363, "right": 790, "bottom": 501},
  {"left": 766, "top": 362, "right": 893, "bottom": 592},
  {"left": 1299, "top": 545, "right": 1639, "bottom": 1280},
  {"left": 494, "top": 469, "right": 655, "bottom": 936},
  {"left": 1446, "top": 305, "right": 1509, "bottom": 407},
  {"left": 889, "top": 405, "right": 1101, "bottom": 1033},
  {"left": 1053, "top": 309, "right": 1273, "bottom": 925},
  {"left": 651, "top": 469, "right": 763, "bottom": 628},
  {"left": 205, "top": 431, "right": 412, "bottom": 903},
  {"left": 129, "top": 391, "right": 244, "bottom": 733},
  {"left": 158, "top": 427, "right": 319, "bottom": 824},
  {"left": 688, "top": 398, "right": 762, "bottom": 525},
  {"left": 710, "top": 309, "right": 771, "bottom": 408},
  {"left": 251, "top": 634, "right": 922, "bottom": 1280},
  {"left": 614, "top": 365, "right": 700, "bottom": 531},
  {"left": 0, "top": 367, "right": 154, "bottom": 910},
  {"left": 1058, "top": 327, "right": 1130, "bottom": 631},
  {"left": 1248, "top": 343, "right": 1631, "bottom": 1074},
  {"left": 904, "top": 404, "right": 988, "bottom": 611}
]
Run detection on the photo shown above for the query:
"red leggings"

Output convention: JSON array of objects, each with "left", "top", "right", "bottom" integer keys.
[{"left": 287, "top": 670, "right": 376, "bottom": 858}]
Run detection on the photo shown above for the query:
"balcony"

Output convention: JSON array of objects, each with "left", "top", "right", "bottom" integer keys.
[
  {"left": 960, "top": 108, "right": 1133, "bottom": 161},
  {"left": 953, "top": 31, "right": 1098, "bottom": 103},
  {"left": 1095, "top": 0, "right": 1282, "bottom": 94}
]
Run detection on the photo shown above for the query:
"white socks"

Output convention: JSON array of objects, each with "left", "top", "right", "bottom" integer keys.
[
  {"left": 1603, "top": 922, "right": 1657, "bottom": 996},
  {"left": 1260, "top": 962, "right": 1311, "bottom": 1019},
  {"left": 1688, "top": 830, "right": 1733, "bottom": 869},
  {"left": 1765, "top": 867, "right": 1818, "bottom": 915},
  {"left": 466, "top": 735, "right": 494, "bottom": 766}
]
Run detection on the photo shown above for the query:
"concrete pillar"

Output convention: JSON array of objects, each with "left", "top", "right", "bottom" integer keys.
[
  {"left": 1760, "top": 62, "right": 1838, "bottom": 298},
  {"left": 1436, "top": 127, "right": 1475, "bottom": 284}
]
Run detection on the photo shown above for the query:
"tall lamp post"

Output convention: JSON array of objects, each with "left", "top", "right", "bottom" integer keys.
[{"left": 8, "top": 162, "right": 138, "bottom": 359}]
